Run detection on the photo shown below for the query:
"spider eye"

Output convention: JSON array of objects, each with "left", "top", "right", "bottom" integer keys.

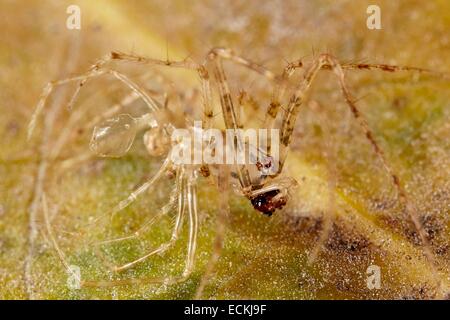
[{"left": 90, "top": 114, "right": 138, "bottom": 157}]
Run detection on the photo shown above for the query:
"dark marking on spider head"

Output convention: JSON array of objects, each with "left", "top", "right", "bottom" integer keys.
[{"left": 250, "top": 189, "right": 287, "bottom": 216}]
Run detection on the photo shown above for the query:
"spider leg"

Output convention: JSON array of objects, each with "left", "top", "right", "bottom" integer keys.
[
  {"left": 208, "top": 47, "right": 276, "bottom": 80},
  {"left": 341, "top": 62, "right": 449, "bottom": 79},
  {"left": 265, "top": 59, "right": 303, "bottom": 129},
  {"left": 197, "top": 65, "right": 214, "bottom": 130},
  {"left": 326, "top": 55, "right": 439, "bottom": 267},
  {"left": 305, "top": 100, "right": 337, "bottom": 265},
  {"left": 110, "top": 167, "right": 187, "bottom": 273},
  {"left": 79, "top": 168, "right": 201, "bottom": 287},
  {"left": 208, "top": 51, "right": 242, "bottom": 132},
  {"left": 278, "top": 55, "right": 450, "bottom": 173},
  {"left": 51, "top": 67, "right": 166, "bottom": 160},
  {"left": 207, "top": 47, "right": 282, "bottom": 131},
  {"left": 278, "top": 55, "right": 329, "bottom": 172},
  {"left": 207, "top": 50, "right": 260, "bottom": 189},
  {"left": 50, "top": 91, "right": 140, "bottom": 161},
  {"left": 265, "top": 59, "right": 303, "bottom": 154},
  {"left": 331, "top": 56, "right": 446, "bottom": 296},
  {"left": 206, "top": 48, "right": 307, "bottom": 168},
  {"left": 107, "top": 69, "right": 161, "bottom": 113},
  {"left": 28, "top": 72, "right": 107, "bottom": 140},
  {"left": 94, "top": 182, "right": 178, "bottom": 246},
  {"left": 29, "top": 50, "right": 206, "bottom": 140},
  {"left": 46, "top": 167, "right": 188, "bottom": 288},
  {"left": 59, "top": 151, "right": 95, "bottom": 170},
  {"left": 279, "top": 53, "right": 442, "bottom": 294},
  {"left": 195, "top": 165, "right": 229, "bottom": 299},
  {"left": 111, "top": 157, "right": 172, "bottom": 219},
  {"left": 38, "top": 51, "right": 216, "bottom": 288},
  {"left": 206, "top": 48, "right": 301, "bottom": 186},
  {"left": 28, "top": 66, "right": 163, "bottom": 141},
  {"left": 103, "top": 51, "right": 215, "bottom": 130},
  {"left": 56, "top": 157, "right": 174, "bottom": 265},
  {"left": 206, "top": 48, "right": 303, "bottom": 156},
  {"left": 42, "top": 193, "right": 75, "bottom": 279},
  {"left": 181, "top": 170, "right": 200, "bottom": 278},
  {"left": 237, "top": 89, "right": 268, "bottom": 127},
  {"left": 70, "top": 156, "right": 172, "bottom": 240}
]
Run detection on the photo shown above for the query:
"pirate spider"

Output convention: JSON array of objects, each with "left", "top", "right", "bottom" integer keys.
[{"left": 29, "top": 47, "right": 446, "bottom": 291}]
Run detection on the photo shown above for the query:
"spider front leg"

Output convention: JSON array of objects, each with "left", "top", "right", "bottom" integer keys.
[
  {"left": 29, "top": 49, "right": 207, "bottom": 141},
  {"left": 207, "top": 48, "right": 277, "bottom": 189},
  {"left": 207, "top": 47, "right": 278, "bottom": 132},
  {"left": 28, "top": 65, "right": 162, "bottom": 141},
  {"left": 98, "top": 51, "right": 215, "bottom": 130},
  {"left": 51, "top": 69, "right": 166, "bottom": 162},
  {"left": 28, "top": 71, "right": 105, "bottom": 140}
]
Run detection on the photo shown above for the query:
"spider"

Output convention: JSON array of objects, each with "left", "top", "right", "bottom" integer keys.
[{"left": 29, "top": 47, "right": 446, "bottom": 293}]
